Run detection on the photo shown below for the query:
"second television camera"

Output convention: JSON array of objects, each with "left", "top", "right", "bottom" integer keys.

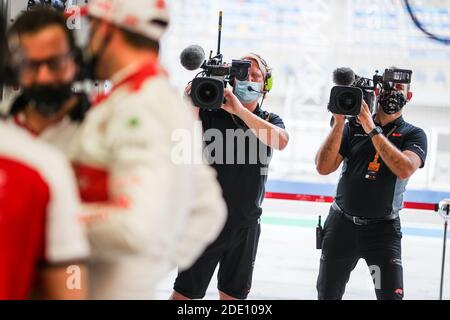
[
  {"left": 328, "top": 67, "right": 412, "bottom": 116},
  {"left": 180, "top": 12, "right": 251, "bottom": 109}
]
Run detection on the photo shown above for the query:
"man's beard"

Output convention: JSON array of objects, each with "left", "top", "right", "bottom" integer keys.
[{"left": 23, "top": 83, "right": 73, "bottom": 117}]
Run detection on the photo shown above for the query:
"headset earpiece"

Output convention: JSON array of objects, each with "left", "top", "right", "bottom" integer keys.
[
  {"left": 264, "top": 70, "right": 273, "bottom": 92},
  {"left": 239, "top": 52, "right": 273, "bottom": 93}
]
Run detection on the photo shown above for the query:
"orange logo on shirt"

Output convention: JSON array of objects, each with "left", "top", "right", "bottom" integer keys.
[{"left": 394, "top": 288, "right": 404, "bottom": 295}]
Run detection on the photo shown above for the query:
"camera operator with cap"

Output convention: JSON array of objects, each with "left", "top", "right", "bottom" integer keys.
[
  {"left": 69, "top": 0, "right": 226, "bottom": 299},
  {"left": 4, "top": 7, "right": 90, "bottom": 154},
  {"left": 315, "top": 69, "right": 427, "bottom": 300},
  {"left": 171, "top": 53, "right": 289, "bottom": 300}
]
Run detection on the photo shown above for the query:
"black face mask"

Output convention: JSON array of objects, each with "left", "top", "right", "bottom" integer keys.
[
  {"left": 79, "top": 22, "right": 112, "bottom": 80},
  {"left": 22, "top": 83, "right": 73, "bottom": 117},
  {"left": 379, "top": 90, "right": 407, "bottom": 115}
]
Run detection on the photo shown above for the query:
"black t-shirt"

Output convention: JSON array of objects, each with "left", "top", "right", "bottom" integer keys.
[
  {"left": 335, "top": 116, "right": 427, "bottom": 218},
  {"left": 200, "top": 106, "right": 285, "bottom": 228}
]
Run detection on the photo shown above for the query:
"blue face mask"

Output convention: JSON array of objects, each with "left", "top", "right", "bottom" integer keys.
[{"left": 233, "top": 80, "right": 263, "bottom": 104}]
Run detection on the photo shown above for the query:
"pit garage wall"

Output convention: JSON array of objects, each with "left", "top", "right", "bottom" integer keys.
[
  {"left": 1, "top": 0, "right": 449, "bottom": 193},
  {"left": 163, "top": 0, "right": 450, "bottom": 192}
]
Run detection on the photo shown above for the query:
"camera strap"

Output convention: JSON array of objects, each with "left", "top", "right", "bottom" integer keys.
[{"left": 365, "top": 125, "right": 397, "bottom": 181}]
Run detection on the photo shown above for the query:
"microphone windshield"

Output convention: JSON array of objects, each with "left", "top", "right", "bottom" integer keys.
[
  {"left": 180, "top": 45, "right": 205, "bottom": 71},
  {"left": 333, "top": 67, "right": 355, "bottom": 86}
]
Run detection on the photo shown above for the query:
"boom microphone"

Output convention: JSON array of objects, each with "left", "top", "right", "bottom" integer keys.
[
  {"left": 180, "top": 45, "right": 206, "bottom": 71},
  {"left": 248, "top": 86, "right": 265, "bottom": 94},
  {"left": 333, "top": 67, "right": 355, "bottom": 86}
]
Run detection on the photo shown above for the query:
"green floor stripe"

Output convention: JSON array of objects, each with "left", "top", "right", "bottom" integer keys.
[{"left": 261, "top": 216, "right": 317, "bottom": 228}]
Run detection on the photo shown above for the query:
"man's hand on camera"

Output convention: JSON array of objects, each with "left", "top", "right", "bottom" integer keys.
[
  {"left": 357, "top": 100, "right": 376, "bottom": 134},
  {"left": 222, "top": 88, "right": 246, "bottom": 116},
  {"left": 184, "top": 83, "right": 192, "bottom": 97},
  {"left": 332, "top": 114, "right": 346, "bottom": 127},
  {"left": 183, "top": 83, "right": 200, "bottom": 119}
]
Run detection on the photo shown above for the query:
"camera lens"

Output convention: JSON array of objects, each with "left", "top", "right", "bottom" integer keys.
[
  {"left": 191, "top": 77, "right": 224, "bottom": 109},
  {"left": 197, "top": 82, "right": 219, "bottom": 104},
  {"left": 338, "top": 92, "right": 357, "bottom": 111},
  {"left": 328, "top": 86, "right": 363, "bottom": 116}
]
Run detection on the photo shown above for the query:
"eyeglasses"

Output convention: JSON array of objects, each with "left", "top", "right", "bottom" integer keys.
[{"left": 20, "top": 53, "right": 73, "bottom": 76}]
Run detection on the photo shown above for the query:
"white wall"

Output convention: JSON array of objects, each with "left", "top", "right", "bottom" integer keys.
[{"left": 162, "top": 0, "right": 450, "bottom": 191}]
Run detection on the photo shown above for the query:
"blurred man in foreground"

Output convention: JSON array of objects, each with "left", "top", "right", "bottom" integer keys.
[{"left": 70, "top": 0, "right": 226, "bottom": 299}]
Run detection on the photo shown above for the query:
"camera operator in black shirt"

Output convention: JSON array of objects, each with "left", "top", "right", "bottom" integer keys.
[
  {"left": 315, "top": 70, "right": 427, "bottom": 300},
  {"left": 171, "top": 53, "right": 289, "bottom": 300}
]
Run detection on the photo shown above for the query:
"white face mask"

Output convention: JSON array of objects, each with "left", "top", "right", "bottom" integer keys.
[{"left": 233, "top": 80, "right": 263, "bottom": 103}]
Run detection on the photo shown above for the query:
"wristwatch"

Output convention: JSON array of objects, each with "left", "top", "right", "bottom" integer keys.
[{"left": 368, "top": 126, "right": 383, "bottom": 138}]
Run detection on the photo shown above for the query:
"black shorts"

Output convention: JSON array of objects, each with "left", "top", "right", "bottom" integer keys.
[
  {"left": 173, "top": 222, "right": 261, "bottom": 299},
  {"left": 317, "top": 206, "right": 404, "bottom": 300}
]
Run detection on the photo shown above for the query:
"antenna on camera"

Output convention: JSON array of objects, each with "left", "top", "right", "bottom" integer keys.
[
  {"left": 179, "top": 10, "right": 251, "bottom": 110},
  {"left": 217, "top": 11, "right": 223, "bottom": 58}
]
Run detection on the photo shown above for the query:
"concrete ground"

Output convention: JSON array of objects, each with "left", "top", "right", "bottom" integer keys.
[{"left": 156, "top": 199, "right": 449, "bottom": 300}]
